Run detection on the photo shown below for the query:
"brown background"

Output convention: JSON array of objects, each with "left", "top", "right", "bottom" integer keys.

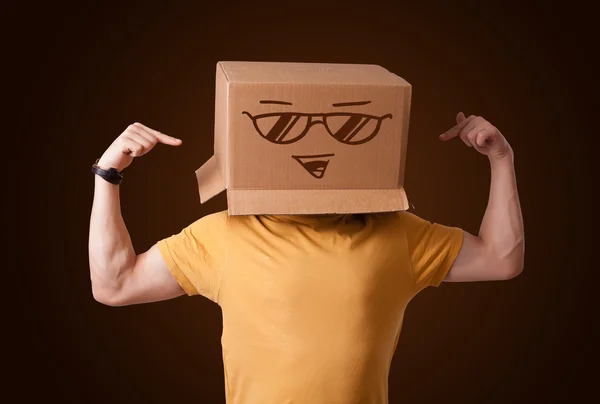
[{"left": 9, "top": 1, "right": 595, "bottom": 403}]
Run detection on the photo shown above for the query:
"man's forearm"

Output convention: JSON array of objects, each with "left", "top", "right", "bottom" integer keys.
[
  {"left": 88, "top": 175, "right": 136, "bottom": 299},
  {"left": 479, "top": 151, "right": 525, "bottom": 273}
]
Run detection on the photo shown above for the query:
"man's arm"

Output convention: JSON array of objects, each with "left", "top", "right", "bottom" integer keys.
[
  {"left": 440, "top": 113, "right": 525, "bottom": 282},
  {"left": 88, "top": 123, "right": 185, "bottom": 306}
]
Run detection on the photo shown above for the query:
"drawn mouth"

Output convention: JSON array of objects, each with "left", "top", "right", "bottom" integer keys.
[{"left": 292, "top": 154, "right": 335, "bottom": 179}]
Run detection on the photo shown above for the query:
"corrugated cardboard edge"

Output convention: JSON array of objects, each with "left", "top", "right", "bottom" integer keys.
[
  {"left": 396, "top": 79, "right": 412, "bottom": 187},
  {"left": 226, "top": 188, "right": 409, "bottom": 215},
  {"left": 215, "top": 62, "right": 230, "bottom": 187},
  {"left": 195, "top": 156, "right": 225, "bottom": 203}
]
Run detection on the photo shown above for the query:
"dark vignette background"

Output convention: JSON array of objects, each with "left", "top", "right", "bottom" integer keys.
[{"left": 8, "top": 1, "right": 596, "bottom": 403}]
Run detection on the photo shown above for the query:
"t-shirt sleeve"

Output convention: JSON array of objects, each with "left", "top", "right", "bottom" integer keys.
[
  {"left": 156, "top": 211, "right": 227, "bottom": 303},
  {"left": 399, "top": 211, "right": 464, "bottom": 291}
]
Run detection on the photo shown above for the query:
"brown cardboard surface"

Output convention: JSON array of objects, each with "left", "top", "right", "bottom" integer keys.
[
  {"left": 227, "top": 189, "right": 409, "bottom": 215},
  {"left": 195, "top": 61, "right": 412, "bottom": 215},
  {"left": 219, "top": 61, "right": 408, "bottom": 85}
]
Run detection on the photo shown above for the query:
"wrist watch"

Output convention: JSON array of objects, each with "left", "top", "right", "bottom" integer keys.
[{"left": 91, "top": 158, "right": 124, "bottom": 185}]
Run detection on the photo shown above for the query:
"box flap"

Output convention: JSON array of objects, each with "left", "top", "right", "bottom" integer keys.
[{"left": 195, "top": 155, "right": 225, "bottom": 203}]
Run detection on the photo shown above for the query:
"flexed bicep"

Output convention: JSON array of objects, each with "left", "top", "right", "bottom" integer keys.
[{"left": 95, "top": 243, "right": 186, "bottom": 307}]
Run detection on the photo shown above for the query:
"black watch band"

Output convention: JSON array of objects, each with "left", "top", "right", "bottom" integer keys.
[{"left": 92, "top": 158, "right": 124, "bottom": 185}]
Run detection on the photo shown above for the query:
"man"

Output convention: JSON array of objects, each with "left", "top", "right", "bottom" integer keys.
[{"left": 88, "top": 112, "right": 524, "bottom": 403}]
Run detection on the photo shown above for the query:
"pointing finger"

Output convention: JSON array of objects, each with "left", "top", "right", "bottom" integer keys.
[
  {"left": 133, "top": 122, "right": 183, "bottom": 146},
  {"left": 440, "top": 114, "right": 475, "bottom": 140},
  {"left": 159, "top": 135, "right": 183, "bottom": 146}
]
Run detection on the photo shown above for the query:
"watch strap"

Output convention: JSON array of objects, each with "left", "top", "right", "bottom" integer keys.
[{"left": 92, "top": 158, "right": 124, "bottom": 185}]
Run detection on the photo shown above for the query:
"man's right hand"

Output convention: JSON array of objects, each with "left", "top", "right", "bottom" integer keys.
[{"left": 97, "top": 122, "right": 182, "bottom": 171}]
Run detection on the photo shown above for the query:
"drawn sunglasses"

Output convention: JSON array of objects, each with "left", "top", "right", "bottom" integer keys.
[{"left": 242, "top": 110, "right": 393, "bottom": 145}]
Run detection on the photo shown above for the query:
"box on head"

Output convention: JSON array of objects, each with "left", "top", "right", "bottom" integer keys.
[{"left": 195, "top": 61, "right": 412, "bottom": 215}]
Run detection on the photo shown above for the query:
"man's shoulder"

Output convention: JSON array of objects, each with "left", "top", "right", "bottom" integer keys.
[
  {"left": 367, "top": 210, "right": 420, "bottom": 224},
  {"left": 205, "top": 210, "right": 229, "bottom": 220},
  {"left": 391, "top": 210, "right": 432, "bottom": 224},
  {"left": 367, "top": 210, "right": 440, "bottom": 234},
  {"left": 187, "top": 210, "right": 229, "bottom": 231}
]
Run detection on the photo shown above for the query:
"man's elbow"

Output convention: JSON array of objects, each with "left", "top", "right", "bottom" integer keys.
[
  {"left": 488, "top": 240, "right": 524, "bottom": 280},
  {"left": 91, "top": 284, "right": 129, "bottom": 307},
  {"left": 495, "top": 258, "right": 524, "bottom": 280}
]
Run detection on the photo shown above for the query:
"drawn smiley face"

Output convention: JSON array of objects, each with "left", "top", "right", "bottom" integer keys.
[{"left": 242, "top": 100, "right": 393, "bottom": 179}]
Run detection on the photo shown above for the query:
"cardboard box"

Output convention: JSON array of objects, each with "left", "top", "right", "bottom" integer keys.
[{"left": 195, "top": 61, "right": 412, "bottom": 215}]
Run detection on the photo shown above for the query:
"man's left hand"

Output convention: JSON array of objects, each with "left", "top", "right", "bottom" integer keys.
[{"left": 439, "top": 112, "right": 513, "bottom": 161}]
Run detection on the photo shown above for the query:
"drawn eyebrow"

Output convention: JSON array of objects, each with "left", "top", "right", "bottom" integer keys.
[
  {"left": 332, "top": 101, "right": 372, "bottom": 107},
  {"left": 260, "top": 100, "right": 293, "bottom": 105}
]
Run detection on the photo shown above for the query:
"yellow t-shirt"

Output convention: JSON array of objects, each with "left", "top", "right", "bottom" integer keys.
[{"left": 157, "top": 210, "right": 463, "bottom": 404}]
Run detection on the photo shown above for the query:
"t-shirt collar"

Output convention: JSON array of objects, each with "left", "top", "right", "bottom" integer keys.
[{"left": 261, "top": 214, "right": 351, "bottom": 227}]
